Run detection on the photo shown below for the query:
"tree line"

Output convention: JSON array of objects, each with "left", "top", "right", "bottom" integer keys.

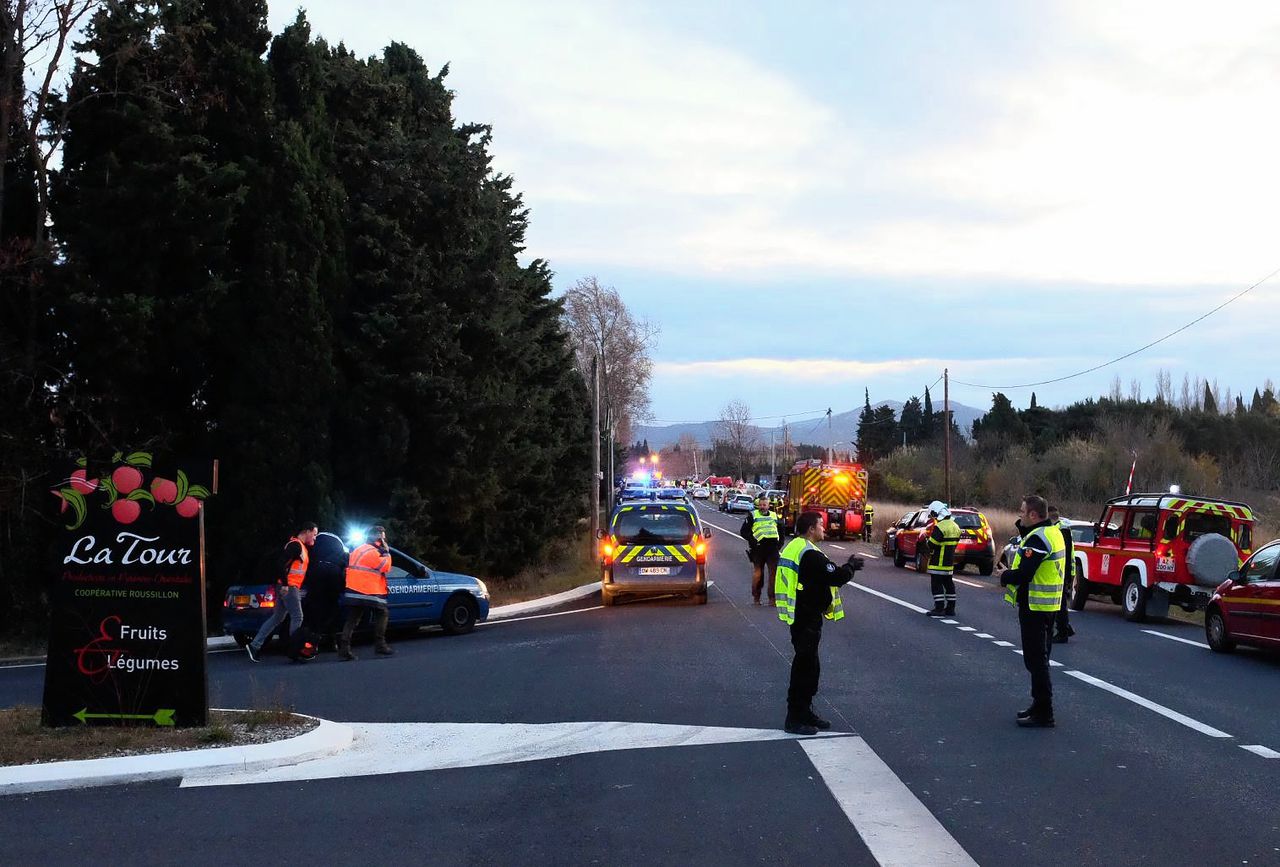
[{"left": 0, "top": 1, "right": 590, "bottom": 637}]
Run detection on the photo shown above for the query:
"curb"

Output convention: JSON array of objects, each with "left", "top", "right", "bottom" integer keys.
[
  {"left": 487, "top": 581, "right": 600, "bottom": 620},
  {"left": 0, "top": 712, "right": 353, "bottom": 796}
]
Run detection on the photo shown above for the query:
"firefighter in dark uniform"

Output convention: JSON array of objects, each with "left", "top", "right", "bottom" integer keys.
[
  {"left": 1047, "top": 505, "right": 1076, "bottom": 643},
  {"left": 775, "top": 511, "right": 864, "bottom": 735},
  {"left": 861, "top": 502, "right": 875, "bottom": 542},
  {"left": 1000, "top": 495, "right": 1066, "bottom": 727},
  {"left": 740, "top": 496, "right": 784, "bottom": 605},
  {"left": 923, "top": 501, "right": 962, "bottom": 616}
]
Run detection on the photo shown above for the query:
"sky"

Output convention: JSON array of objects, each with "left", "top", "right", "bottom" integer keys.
[{"left": 268, "top": 0, "right": 1280, "bottom": 427}]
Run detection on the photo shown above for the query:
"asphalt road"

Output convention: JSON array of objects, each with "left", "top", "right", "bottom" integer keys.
[{"left": 3, "top": 500, "right": 1279, "bottom": 865}]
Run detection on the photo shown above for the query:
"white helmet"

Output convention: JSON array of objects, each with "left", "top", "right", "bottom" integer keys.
[{"left": 928, "top": 500, "right": 950, "bottom": 518}]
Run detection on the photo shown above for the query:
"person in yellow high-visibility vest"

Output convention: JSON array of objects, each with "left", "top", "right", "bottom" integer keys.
[
  {"left": 774, "top": 511, "right": 864, "bottom": 735},
  {"left": 999, "top": 495, "right": 1066, "bottom": 727},
  {"left": 740, "top": 495, "right": 784, "bottom": 605}
]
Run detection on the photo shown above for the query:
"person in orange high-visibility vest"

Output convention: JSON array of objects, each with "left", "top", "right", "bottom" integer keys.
[
  {"left": 246, "top": 522, "right": 317, "bottom": 663},
  {"left": 339, "top": 525, "right": 394, "bottom": 660}
]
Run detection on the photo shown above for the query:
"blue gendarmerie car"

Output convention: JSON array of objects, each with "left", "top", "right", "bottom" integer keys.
[
  {"left": 222, "top": 531, "right": 490, "bottom": 646},
  {"left": 599, "top": 502, "right": 710, "bottom": 606}
]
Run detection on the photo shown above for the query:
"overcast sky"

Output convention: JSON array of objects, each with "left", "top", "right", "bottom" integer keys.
[{"left": 269, "top": 1, "right": 1280, "bottom": 426}]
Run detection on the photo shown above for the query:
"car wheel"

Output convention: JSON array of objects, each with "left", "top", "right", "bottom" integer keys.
[
  {"left": 1205, "top": 606, "right": 1235, "bottom": 653},
  {"left": 441, "top": 595, "right": 478, "bottom": 635},
  {"left": 1122, "top": 575, "right": 1148, "bottom": 622},
  {"left": 602, "top": 586, "right": 617, "bottom": 606},
  {"left": 232, "top": 632, "right": 252, "bottom": 647},
  {"left": 893, "top": 547, "right": 905, "bottom": 568},
  {"left": 915, "top": 549, "right": 927, "bottom": 574},
  {"left": 1069, "top": 568, "right": 1088, "bottom": 611},
  {"left": 978, "top": 560, "right": 994, "bottom": 577}
]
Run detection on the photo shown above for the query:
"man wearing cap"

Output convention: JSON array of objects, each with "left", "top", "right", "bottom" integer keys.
[
  {"left": 740, "top": 495, "right": 784, "bottom": 605},
  {"left": 245, "top": 522, "right": 317, "bottom": 663},
  {"left": 923, "top": 501, "right": 962, "bottom": 617},
  {"left": 339, "top": 526, "right": 394, "bottom": 660}
]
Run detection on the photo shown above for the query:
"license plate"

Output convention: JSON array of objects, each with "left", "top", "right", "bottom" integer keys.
[
  {"left": 638, "top": 567, "right": 671, "bottom": 576},
  {"left": 233, "top": 595, "right": 250, "bottom": 606}
]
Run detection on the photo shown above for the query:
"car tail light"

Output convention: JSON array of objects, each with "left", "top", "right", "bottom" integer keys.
[
  {"left": 600, "top": 542, "right": 614, "bottom": 564},
  {"left": 257, "top": 588, "right": 275, "bottom": 609},
  {"left": 695, "top": 541, "right": 707, "bottom": 563},
  {"left": 223, "top": 595, "right": 230, "bottom": 608}
]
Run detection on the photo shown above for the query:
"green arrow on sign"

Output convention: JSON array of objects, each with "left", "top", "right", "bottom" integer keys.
[{"left": 73, "top": 707, "right": 176, "bottom": 726}]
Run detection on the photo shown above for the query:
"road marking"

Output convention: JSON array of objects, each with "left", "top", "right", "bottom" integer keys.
[
  {"left": 1240, "top": 745, "right": 1280, "bottom": 759},
  {"left": 0, "top": 661, "right": 45, "bottom": 669},
  {"left": 182, "top": 720, "right": 849, "bottom": 787},
  {"left": 940, "top": 619, "right": 959, "bottom": 624},
  {"left": 993, "top": 640, "right": 1014, "bottom": 647},
  {"left": 1050, "top": 660, "right": 1064, "bottom": 667},
  {"left": 956, "top": 626, "right": 976, "bottom": 632},
  {"left": 954, "top": 578, "right": 984, "bottom": 588},
  {"left": 860, "top": 552, "right": 880, "bottom": 560},
  {"left": 479, "top": 606, "right": 604, "bottom": 626},
  {"left": 829, "top": 544, "right": 847, "bottom": 550},
  {"left": 802, "top": 736, "right": 978, "bottom": 866},
  {"left": 974, "top": 633, "right": 994, "bottom": 639},
  {"left": 1064, "top": 670, "right": 1233, "bottom": 738},
  {"left": 1142, "top": 629, "right": 1210, "bottom": 650},
  {"left": 848, "top": 582, "right": 928, "bottom": 614}
]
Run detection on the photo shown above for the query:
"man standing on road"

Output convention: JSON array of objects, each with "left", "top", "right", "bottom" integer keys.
[
  {"left": 775, "top": 511, "right": 864, "bottom": 735},
  {"left": 923, "top": 501, "right": 961, "bottom": 617},
  {"left": 741, "top": 495, "right": 784, "bottom": 605},
  {"left": 339, "top": 526, "right": 394, "bottom": 661},
  {"left": 246, "top": 522, "right": 317, "bottom": 662},
  {"left": 1000, "top": 495, "right": 1065, "bottom": 727},
  {"left": 861, "top": 502, "right": 874, "bottom": 543},
  {"left": 1047, "top": 505, "right": 1076, "bottom": 644}
]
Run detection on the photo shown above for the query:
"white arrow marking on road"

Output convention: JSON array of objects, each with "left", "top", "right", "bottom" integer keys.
[
  {"left": 180, "top": 721, "right": 848, "bottom": 788},
  {"left": 803, "top": 736, "right": 978, "bottom": 866}
]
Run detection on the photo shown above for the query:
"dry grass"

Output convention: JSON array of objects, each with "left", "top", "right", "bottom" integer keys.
[
  {"left": 486, "top": 535, "right": 599, "bottom": 606},
  {"left": 0, "top": 703, "right": 315, "bottom": 767}
]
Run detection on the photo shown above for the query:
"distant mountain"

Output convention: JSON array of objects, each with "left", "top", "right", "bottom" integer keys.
[{"left": 634, "top": 400, "right": 985, "bottom": 451}]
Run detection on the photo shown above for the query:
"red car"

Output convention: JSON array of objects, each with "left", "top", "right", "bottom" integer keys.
[
  {"left": 885, "top": 507, "right": 996, "bottom": 576},
  {"left": 1205, "top": 539, "right": 1280, "bottom": 652}
]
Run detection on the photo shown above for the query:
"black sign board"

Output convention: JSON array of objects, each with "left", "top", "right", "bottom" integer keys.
[{"left": 42, "top": 452, "right": 215, "bottom": 728}]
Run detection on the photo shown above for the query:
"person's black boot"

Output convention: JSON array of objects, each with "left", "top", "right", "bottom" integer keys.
[
  {"left": 944, "top": 604, "right": 956, "bottom": 616},
  {"left": 924, "top": 606, "right": 946, "bottom": 617},
  {"left": 784, "top": 714, "right": 818, "bottom": 736},
  {"left": 1017, "top": 706, "right": 1055, "bottom": 727},
  {"left": 1052, "top": 632, "right": 1069, "bottom": 644},
  {"left": 806, "top": 708, "right": 832, "bottom": 731},
  {"left": 1016, "top": 705, "right": 1036, "bottom": 720}
]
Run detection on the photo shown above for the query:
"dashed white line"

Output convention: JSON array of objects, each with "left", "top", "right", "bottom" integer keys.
[
  {"left": 1064, "top": 670, "right": 1233, "bottom": 738},
  {"left": 1240, "top": 745, "right": 1280, "bottom": 759},
  {"left": 956, "top": 626, "right": 977, "bottom": 632},
  {"left": 954, "top": 578, "right": 984, "bottom": 588},
  {"left": 1049, "top": 660, "right": 1064, "bottom": 668},
  {"left": 829, "top": 544, "right": 847, "bottom": 550},
  {"left": 1142, "top": 629, "right": 1210, "bottom": 650},
  {"left": 860, "top": 553, "right": 880, "bottom": 560},
  {"left": 992, "top": 640, "right": 1015, "bottom": 647},
  {"left": 848, "top": 582, "right": 928, "bottom": 614},
  {"left": 974, "top": 633, "right": 994, "bottom": 639},
  {"left": 940, "top": 619, "right": 959, "bottom": 624}
]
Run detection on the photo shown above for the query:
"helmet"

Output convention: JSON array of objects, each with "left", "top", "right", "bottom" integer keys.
[{"left": 927, "top": 500, "right": 950, "bottom": 518}]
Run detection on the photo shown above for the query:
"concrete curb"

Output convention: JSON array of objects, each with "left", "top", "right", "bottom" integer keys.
[
  {"left": 487, "top": 581, "right": 600, "bottom": 620},
  {"left": 0, "top": 712, "right": 353, "bottom": 796}
]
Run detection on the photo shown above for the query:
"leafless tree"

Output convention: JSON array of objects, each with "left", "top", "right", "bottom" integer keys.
[
  {"left": 0, "top": 0, "right": 100, "bottom": 244},
  {"left": 561, "top": 276, "right": 658, "bottom": 446},
  {"left": 659, "top": 432, "right": 702, "bottom": 479},
  {"left": 718, "top": 399, "right": 758, "bottom": 480}
]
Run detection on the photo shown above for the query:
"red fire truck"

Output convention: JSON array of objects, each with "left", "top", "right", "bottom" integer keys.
[
  {"left": 782, "top": 459, "right": 869, "bottom": 539},
  {"left": 1071, "top": 493, "right": 1255, "bottom": 621}
]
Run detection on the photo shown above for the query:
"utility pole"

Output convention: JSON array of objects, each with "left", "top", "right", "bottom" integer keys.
[
  {"left": 606, "top": 406, "right": 616, "bottom": 513},
  {"left": 826, "top": 408, "right": 833, "bottom": 463},
  {"left": 770, "top": 429, "right": 776, "bottom": 480},
  {"left": 943, "top": 368, "right": 951, "bottom": 505},
  {"left": 591, "top": 355, "right": 601, "bottom": 543}
]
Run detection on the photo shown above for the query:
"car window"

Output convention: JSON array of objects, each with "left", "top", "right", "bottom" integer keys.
[
  {"left": 1127, "top": 510, "right": 1158, "bottom": 540},
  {"left": 1071, "top": 525, "right": 1097, "bottom": 544},
  {"left": 952, "top": 513, "right": 982, "bottom": 529},
  {"left": 1241, "top": 544, "right": 1280, "bottom": 582},
  {"left": 1183, "top": 510, "right": 1231, "bottom": 541},
  {"left": 390, "top": 550, "right": 426, "bottom": 579},
  {"left": 1101, "top": 508, "right": 1124, "bottom": 539},
  {"left": 611, "top": 509, "right": 697, "bottom": 543}
]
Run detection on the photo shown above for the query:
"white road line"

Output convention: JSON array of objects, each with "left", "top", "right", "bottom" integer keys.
[
  {"left": 956, "top": 626, "right": 976, "bottom": 632},
  {"left": 478, "top": 606, "right": 604, "bottom": 626},
  {"left": 992, "top": 640, "right": 1015, "bottom": 647},
  {"left": 1142, "top": 629, "right": 1210, "bottom": 650},
  {"left": 940, "top": 619, "right": 959, "bottom": 624},
  {"left": 1240, "top": 745, "right": 1280, "bottom": 759},
  {"left": 953, "top": 578, "right": 984, "bottom": 588},
  {"left": 829, "top": 544, "right": 847, "bottom": 550},
  {"left": 974, "top": 633, "right": 994, "bottom": 639},
  {"left": 1049, "top": 660, "right": 1064, "bottom": 668},
  {"left": 802, "top": 736, "right": 978, "bottom": 867},
  {"left": 848, "top": 582, "right": 929, "bottom": 614},
  {"left": 1064, "top": 670, "right": 1233, "bottom": 739},
  {"left": 860, "top": 552, "right": 880, "bottom": 560}
]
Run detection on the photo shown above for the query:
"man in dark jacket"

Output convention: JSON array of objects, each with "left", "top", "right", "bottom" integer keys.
[
  {"left": 776, "top": 511, "right": 864, "bottom": 735},
  {"left": 740, "top": 496, "right": 784, "bottom": 605},
  {"left": 1000, "top": 495, "right": 1065, "bottom": 727}
]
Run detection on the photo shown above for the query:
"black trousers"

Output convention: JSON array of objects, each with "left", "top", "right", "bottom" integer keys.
[
  {"left": 1019, "top": 608, "right": 1054, "bottom": 709},
  {"left": 751, "top": 543, "right": 781, "bottom": 601},
  {"left": 1055, "top": 583, "right": 1072, "bottom": 635},
  {"left": 929, "top": 572, "right": 956, "bottom": 608},
  {"left": 787, "top": 617, "right": 823, "bottom": 714}
]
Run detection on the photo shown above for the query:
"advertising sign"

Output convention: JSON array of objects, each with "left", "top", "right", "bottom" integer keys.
[{"left": 41, "top": 452, "right": 215, "bottom": 727}]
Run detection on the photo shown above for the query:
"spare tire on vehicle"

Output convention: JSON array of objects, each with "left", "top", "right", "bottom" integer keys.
[{"left": 1186, "top": 533, "right": 1239, "bottom": 586}]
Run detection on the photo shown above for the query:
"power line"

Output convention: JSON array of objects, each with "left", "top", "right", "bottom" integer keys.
[{"left": 951, "top": 265, "right": 1280, "bottom": 391}]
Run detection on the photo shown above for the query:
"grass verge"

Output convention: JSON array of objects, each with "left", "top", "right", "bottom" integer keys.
[
  {"left": 487, "top": 535, "right": 599, "bottom": 607},
  {"left": 0, "top": 702, "right": 316, "bottom": 767}
]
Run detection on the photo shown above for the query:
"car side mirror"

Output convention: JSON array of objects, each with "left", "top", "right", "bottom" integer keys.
[
  {"left": 1227, "top": 569, "right": 1241, "bottom": 583},
  {"left": 412, "top": 564, "right": 427, "bottom": 578},
  {"left": 595, "top": 528, "right": 605, "bottom": 539},
  {"left": 702, "top": 526, "right": 713, "bottom": 537}
]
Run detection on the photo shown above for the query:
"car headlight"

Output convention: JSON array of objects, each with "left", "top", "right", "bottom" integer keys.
[{"left": 476, "top": 579, "right": 489, "bottom": 598}]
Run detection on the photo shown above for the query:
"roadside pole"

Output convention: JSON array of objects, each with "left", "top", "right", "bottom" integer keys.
[
  {"left": 591, "top": 355, "right": 600, "bottom": 543},
  {"left": 943, "top": 368, "right": 951, "bottom": 505}
]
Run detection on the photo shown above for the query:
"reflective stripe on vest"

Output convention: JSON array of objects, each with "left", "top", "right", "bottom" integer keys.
[
  {"left": 928, "top": 517, "right": 961, "bottom": 573},
  {"left": 286, "top": 537, "right": 309, "bottom": 588},
  {"left": 751, "top": 510, "right": 780, "bottom": 542},
  {"left": 775, "top": 537, "right": 844, "bottom": 625},
  {"left": 1003, "top": 524, "right": 1065, "bottom": 611},
  {"left": 345, "top": 543, "right": 391, "bottom": 597}
]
